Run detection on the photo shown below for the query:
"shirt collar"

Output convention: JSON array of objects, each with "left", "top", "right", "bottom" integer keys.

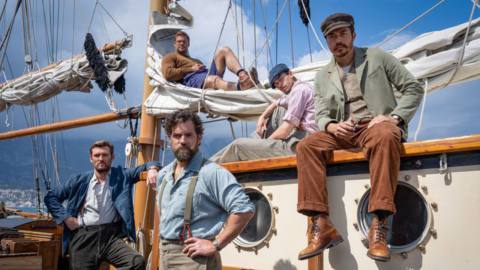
[
  {"left": 185, "top": 150, "right": 205, "bottom": 173},
  {"left": 291, "top": 80, "right": 302, "bottom": 91},
  {"left": 167, "top": 151, "right": 205, "bottom": 182},
  {"left": 90, "top": 171, "right": 110, "bottom": 185}
]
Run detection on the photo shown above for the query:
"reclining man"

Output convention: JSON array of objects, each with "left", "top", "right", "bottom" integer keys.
[
  {"left": 162, "top": 31, "right": 257, "bottom": 91},
  {"left": 44, "top": 140, "right": 161, "bottom": 270},
  {"left": 296, "top": 13, "right": 422, "bottom": 262},
  {"left": 146, "top": 109, "right": 254, "bottom": 270},
  {"left": 211, "top": 63, "right": 318, "bottom": 163}
]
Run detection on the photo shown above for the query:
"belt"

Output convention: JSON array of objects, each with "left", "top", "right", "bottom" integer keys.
[
  {"left": 79, "top": 221, "right": 122, "bottom": 231},
  {"left": 160, "top": 237, "right": 215, "bottom": 245},
  {"left": 160, "top": 238, "right": 184, "bottom": 245}
]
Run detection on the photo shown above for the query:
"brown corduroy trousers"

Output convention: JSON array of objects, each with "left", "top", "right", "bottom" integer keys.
[{"left": 296, "top": 121, "right": 402, "bottom": 216}]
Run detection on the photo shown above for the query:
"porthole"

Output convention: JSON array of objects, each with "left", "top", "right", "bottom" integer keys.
[
  {"left": 356, "top": 181, "right": 432, "bottom": 253},
  {"left": 233, "top": 187, "right": 276, "bottom": 249}
]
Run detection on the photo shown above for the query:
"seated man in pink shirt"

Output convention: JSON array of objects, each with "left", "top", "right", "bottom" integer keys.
[{"left": 211, "top": 64, "right": 319, "bottom": 163}]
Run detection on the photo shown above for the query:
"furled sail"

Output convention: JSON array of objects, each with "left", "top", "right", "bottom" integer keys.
[
  {"left": 144, "top": 11, "right": 480, "bottom": 119},
  {"left": 0, "top": 37, "right": 131, "bottom": 112},
  {"left": 144, "top": 7, "right": 283, "bottom": 120},
  {"left": 393, "top": 18, "right": 480, "bottom": 91}
]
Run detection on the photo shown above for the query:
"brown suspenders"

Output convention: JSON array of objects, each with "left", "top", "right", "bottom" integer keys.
[{"left": 158, "top": 159, "right": 206, "bottom": 242}]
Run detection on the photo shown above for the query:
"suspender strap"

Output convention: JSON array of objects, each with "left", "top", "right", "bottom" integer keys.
[
  {"left": 180, "top": 158, "right": 206, "bottom": 242},
  {"left": 158, "top": 159, "right": 207, "bottom": 242},
  {"left": 158, "top": 178, "right": 168, "bottom": 211},
  {"left": 184, "top": 174, "right": 199, "bottom": 224}
]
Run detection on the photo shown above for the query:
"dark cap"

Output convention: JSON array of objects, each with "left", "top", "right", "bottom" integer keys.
[
  {"left": 269, "top": 63, "right": 290, "bottom": 89},
  {"left": 321, "top": 13, "right": 354, "bottom": 36}
]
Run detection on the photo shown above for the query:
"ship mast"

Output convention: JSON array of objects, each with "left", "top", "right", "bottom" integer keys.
[{"left": 133, "top": 0, "right": 168, "bottom": 268}]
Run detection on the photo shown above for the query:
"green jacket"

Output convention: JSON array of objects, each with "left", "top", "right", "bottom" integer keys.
[{"left": 314, "top": 47, "right": 423, "bottom": 140}]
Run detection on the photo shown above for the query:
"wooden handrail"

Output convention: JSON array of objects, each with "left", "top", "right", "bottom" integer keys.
[
  {"left": 138, "top": 134, "right": 480, "bottom": 178},
  {"left": 220, "top": 134, "right": 480, "bottom": 174}
]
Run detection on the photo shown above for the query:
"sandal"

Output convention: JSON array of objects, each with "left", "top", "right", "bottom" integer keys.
[{"left": 236, "top": 69, "right": 256, "bottom": 90}]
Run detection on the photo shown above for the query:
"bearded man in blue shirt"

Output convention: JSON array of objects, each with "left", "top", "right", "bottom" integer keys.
[{"left": 147, "top": 109, "right": 254, "bottom": 270}]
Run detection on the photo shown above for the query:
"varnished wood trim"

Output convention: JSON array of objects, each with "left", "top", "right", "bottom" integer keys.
[
  {"left": 0, "top": 108, "right": 141, "bottom": 141},
  {"left": 221, "top": 134, "right": 480, "bottom": 173}
]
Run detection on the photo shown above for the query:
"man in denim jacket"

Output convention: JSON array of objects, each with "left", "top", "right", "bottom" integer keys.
[{"left": 44, "top": 140, "right": 160, "bottom": 270}]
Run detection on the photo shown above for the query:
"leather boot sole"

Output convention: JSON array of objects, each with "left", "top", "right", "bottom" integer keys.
[
  {"left": 367, "top": 251, "right": 391, "bottom": 262},
  {"left": 298, "top": 235, "right": 344, "bottom": 260}
]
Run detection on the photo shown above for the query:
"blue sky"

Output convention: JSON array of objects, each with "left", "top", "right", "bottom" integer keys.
[{"left": 0, "top": 0, "right": 479, "bottom": 151}]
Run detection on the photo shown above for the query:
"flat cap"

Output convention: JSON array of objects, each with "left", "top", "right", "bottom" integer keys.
[
  {"left": 321, "top": 13, "right": 354, "bottom": 36},
  {"left": 269, "top": 63, "right": 290, "bottom": 89}
]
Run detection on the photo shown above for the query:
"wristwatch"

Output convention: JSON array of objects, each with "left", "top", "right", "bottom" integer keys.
[{"left": 212, "top": 239, "right": 222, "bottom": 251}]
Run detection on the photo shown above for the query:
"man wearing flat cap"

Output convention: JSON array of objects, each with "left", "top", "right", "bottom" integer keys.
[
  {"left": 211, "top": 63, "right": 318, "bottom": 163},
  {"left": 296, "top": 13, "right": 423, "bottom": 262}
]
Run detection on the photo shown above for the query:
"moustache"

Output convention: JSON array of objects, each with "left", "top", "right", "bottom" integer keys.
[{"left": 334, "top": 43, "right": 347, "bottom": 49}]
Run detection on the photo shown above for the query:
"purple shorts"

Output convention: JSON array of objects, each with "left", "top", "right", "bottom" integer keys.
[{"left": 182, "top": 61, "right": 221, "bottom": 88}]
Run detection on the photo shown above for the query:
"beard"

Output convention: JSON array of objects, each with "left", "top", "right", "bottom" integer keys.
[
  {"left": 94, "top": 162, "right": 111, "bottom": 173},
  {"left": 174, "top": 146, "right": 198, "bottom": 162},
  {"left": 332, "top": 41, "right": 355, "bottom": 58}
]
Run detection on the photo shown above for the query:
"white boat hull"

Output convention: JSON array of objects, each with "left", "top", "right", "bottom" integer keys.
[{"left": 221, "top": 152, "right": 480, "bottom": 270}]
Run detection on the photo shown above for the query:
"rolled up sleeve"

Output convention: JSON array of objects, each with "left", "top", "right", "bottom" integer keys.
[
  {"left": 282, "top": 85, "right": 312, "bottom": 128},
  {"left": 209, "top": 166, "right": 255, "bottom": 214}
]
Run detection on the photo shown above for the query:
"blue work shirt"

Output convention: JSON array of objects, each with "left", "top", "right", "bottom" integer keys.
[{"left": 157, "top": 151, "right": 254, "bottom": 240}]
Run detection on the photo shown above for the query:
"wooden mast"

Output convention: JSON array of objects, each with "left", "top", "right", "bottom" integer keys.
[{"left": 133, "top": 0, "right": 167, "bottom": 267}]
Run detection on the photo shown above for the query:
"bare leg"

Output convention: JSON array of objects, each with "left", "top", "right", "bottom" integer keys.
[
  {"left": 213, "top": 47, "right": 243, "bottom": 77},
  {"left": 204, "top": 75, "right": 237, "bottom": 91},
  {"left": 211, "top": 47, "right": 255, "bottom": 90}
]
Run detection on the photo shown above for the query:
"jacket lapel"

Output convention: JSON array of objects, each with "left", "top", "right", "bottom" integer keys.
[
  {"left": 108, "top": 167, "right": 118, "bottom": 200},
  {"left": 326, "top": 60, "right": 344, "bottom": 95},
  {"left": 354, "top": 47, "right": 368, "bottom": 92}
]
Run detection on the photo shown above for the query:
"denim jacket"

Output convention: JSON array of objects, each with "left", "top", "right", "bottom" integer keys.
[{"left": 44, "top": 161, "right": 160, "bottom": 254}]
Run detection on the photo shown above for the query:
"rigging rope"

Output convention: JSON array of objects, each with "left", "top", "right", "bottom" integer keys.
[
  {"left": 96, "top": 0, "right": 128, "bottom": 36},
  {"left": 258, "top": 0, "right": 273, "bottom": 69},
  {"left": 240, "top": 0, "right": 245, "bottom": 66},
  {"left": 233, "top": 0, "right": 240, "bottom": 57},
  {"left": 275, "top": 0, "right": 278, "bottom": 65},
  {"left": 246, "top": 0, "right": 288, "bottom": 71},
  {"left": 0, "top": 1, "right": 7, "bottom": 23},
  {"left": 197, "top": 0, "right": 233, "bottom": 115},
  {"left": 287, "top": 0, "right": 294, "bottom": 67},
  {"left": 253, "top": 0, "right": 257, "bottom": 69},
  {"left": 443, "top": 0, "right": 478, "bottom": 87},
  {"left": 298, "top": 0, "right": 328, "bottom": 54},
  {"left": 0, "top": 0, "right": 22, "bottom": 72},
  {"left": 376, "top": 0, "right": 445, "bottom": 48},
  {"left": 413, "top": 79, "right": 428, "bottom": 141},
  {"left": 71, "top": 0, "right": 76, "bottom": 60}
]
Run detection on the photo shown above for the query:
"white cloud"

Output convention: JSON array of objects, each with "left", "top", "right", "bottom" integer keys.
[{"left": 297, "top": 49, "right": 331, "bottom": 67}]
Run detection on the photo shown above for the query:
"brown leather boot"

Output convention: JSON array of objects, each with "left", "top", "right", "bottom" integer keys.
[
  {"left": 298, "top": 215, "right": 344, "bottom": 260},
  {"left": 367, "top": 216, "right": 391, "bottom": 262}
]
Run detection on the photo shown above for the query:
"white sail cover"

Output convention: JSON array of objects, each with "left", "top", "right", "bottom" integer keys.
[
  {"left": 145, "top": 14, "right": 480, "bottom": 119},
  {"left": 0, "top": 42, "right": 129, "bottom": 112}
]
